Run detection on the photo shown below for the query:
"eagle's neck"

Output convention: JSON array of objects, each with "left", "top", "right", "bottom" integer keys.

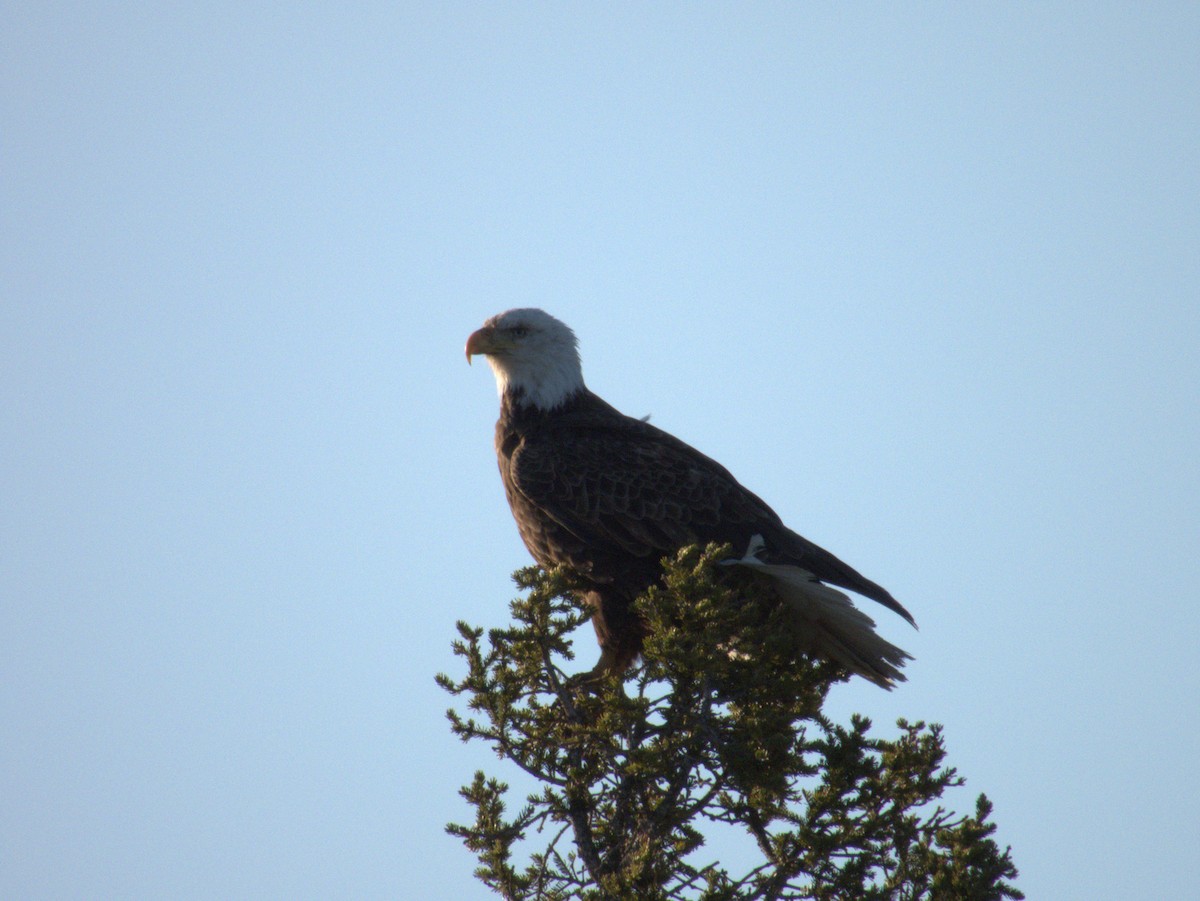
[
  {"left": 489, "top": 352, "right": 585, "bottom": 413},
  {"left": 501, "top": 384, "right": 589, "bottom": 423}
]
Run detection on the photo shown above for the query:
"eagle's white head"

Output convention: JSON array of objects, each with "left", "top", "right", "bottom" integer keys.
[{"left": 466, "top": 308, "right": 585, "bottom": 410}]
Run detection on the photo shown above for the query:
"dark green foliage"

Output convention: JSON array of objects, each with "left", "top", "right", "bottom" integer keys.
[{"left": 437, "top": 544, "right": 1021, "bottom": 900}]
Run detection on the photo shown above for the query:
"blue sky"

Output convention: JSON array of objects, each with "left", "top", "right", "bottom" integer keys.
[{"left": 3, "top": 4, "right": 1197, "bottom": 899}]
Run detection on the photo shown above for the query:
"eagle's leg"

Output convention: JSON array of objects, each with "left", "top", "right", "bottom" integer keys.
[
  {"left": 578, "top": 646, "right": 622, "bottom": 682},
  {"left": 571, "top": 589, "right": 645, "bottom": 687}
]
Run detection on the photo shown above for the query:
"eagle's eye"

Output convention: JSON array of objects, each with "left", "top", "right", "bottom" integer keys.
[{"left": 509, "top": 326, "right": 530, "bottom": 338}]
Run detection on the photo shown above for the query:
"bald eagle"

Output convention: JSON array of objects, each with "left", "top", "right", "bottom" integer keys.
[{"left": 467, "top": 308, "right": 915, "bottom": 688}]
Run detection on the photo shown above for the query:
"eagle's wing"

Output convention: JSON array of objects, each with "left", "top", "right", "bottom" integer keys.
[
  {"left": 509, "top": 415, "right": 779, "bottom": 560},
  {"left": 509, "top": 411, "right": 915, "bottom": 625}
]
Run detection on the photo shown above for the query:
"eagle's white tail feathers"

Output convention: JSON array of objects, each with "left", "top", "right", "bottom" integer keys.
[{"left": 723, "top": 536, "right": 910, "bottom": 689}]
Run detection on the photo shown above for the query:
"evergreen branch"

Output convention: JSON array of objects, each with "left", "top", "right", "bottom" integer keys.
[{"left": 440, "top": 546, "right": 1022, "bottom": 900}]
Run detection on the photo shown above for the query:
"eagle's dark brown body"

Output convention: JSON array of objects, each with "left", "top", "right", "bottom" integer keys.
[
  {"left": 468, "top": 307, "right": 914, "bottom": 686},
  {"left": 494, "top": 385, "right": 913, "bottom": 672}
]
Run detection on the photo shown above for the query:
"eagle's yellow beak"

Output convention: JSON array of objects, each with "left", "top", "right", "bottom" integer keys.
[{"left": 465, "top": 326, "right": 495, "bottom": 364}]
